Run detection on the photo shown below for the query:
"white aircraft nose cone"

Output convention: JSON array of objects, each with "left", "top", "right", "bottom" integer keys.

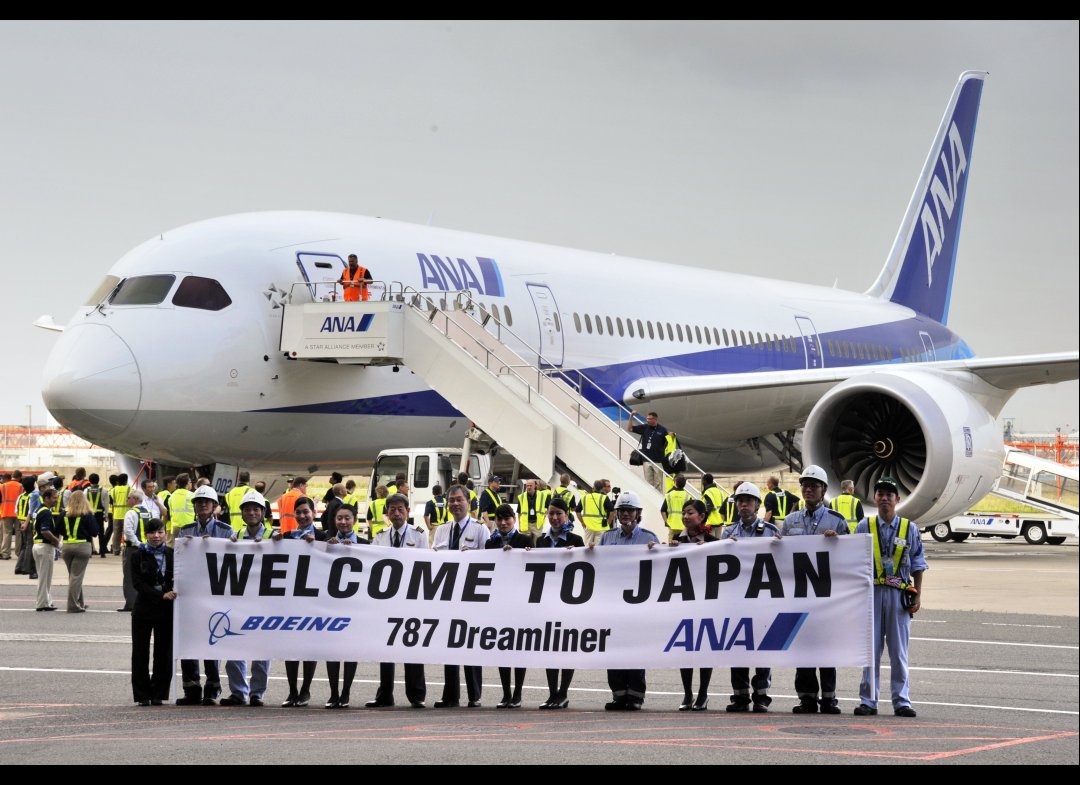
[{"left": 42, "top": 323, "right": 142, "bottom": 440}]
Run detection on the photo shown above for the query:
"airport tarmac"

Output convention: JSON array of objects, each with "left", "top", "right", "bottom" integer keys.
[{"left": 0, "top": 536, "right": 1076, "bottom": 765}]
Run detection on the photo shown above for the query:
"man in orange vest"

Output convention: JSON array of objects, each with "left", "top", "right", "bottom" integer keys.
[
  {"left": 1, "top": 471, "right": 23, "bottom": 560},
  {"left": 277, "top": 476, "right": 308, "bottom": 533},
  {"left": 339, "top": 254, "right": 372, "bottom": 302}
]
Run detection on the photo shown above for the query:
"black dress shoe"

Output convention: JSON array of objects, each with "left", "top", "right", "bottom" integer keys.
[
  {"left": 678, "top": 697, "right": 693, "bottom": 711},
  {"left": 604, "top": 700, "right": 626, "bottom": 711},
  {"left": 219, "top": 695, "right": 246, "bottom": 706},
  {"left": 35, "top": 606, "right": 56, "bottom": 612},
  {"left": 137, "top": 700, "right": 151, "bottom": 707},
  {"left": 409, "top": 701, "right": 426, "bottom": 708},
  {"left": 820, "top": 704, "right": 842, "bottom": 715},
  {"left": 692, "top": 697, "right": 708, "bottom": 711},
  {"left": 792, "top": 702, "right": 818, "bottom": 714},
  {"left": 150, "top": 699, "right": 163, "bottom": 706},
  {"left": 295, "top": 690, "right": 310, "bottom": 707},
  {"left": 175, "top": 696, "right": 201, "bottom": 706},
  {"left": 325, "top": 698, "right": 340, "bottom": 709},
  {"left": 894, "top": 706, "right": 917, "bottom": 717},
  {"left": 538, "top": 697, "right": 555, "bottom": 710},
  {"left": 281, "top": 694, "right": 298, "bottom": 708},
  {"left": 116, "top": 607, "right": 132, "bottom": 612},
  {"left": 496, "top": 699, "right": 511, "bottom": 709},
  {"left": 726, "top": 702, "right": 749, "bottom": 713},
  {"left": 200, "top": 697, "right": 218, "bottom": 706},
  {"left": 467, "top": 700, "right": 482, "bottom": 708},
  {"left": 365, "top": 700, "right": 394, "bottom": 708},
  {"left": 853, "top": 704, "right": 877, "bottom": 716},
  {"left": 550, "top": 697, "right": 569, "bottom": 709},
  {"left": 249, "top": 697, "right": 264, "bottom": 707},
  {"left": 752, "top": 703, "right": 768, "bottom": 713},
  {"left": 625, "top": 701, "right": 642, "bottom": 711},
  {"left": 507, "top": 698, "right": 522, "bottom": 708},
  {"left": 433, "top": 700, "right": 459, "bottom": 708}
]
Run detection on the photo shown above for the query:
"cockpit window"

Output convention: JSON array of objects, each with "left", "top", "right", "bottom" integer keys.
[
  {"left": 83, "top": 275, "right": 122, "bottom": 306},
  {"left": 108, "top": 274, "right": 176, "bottom": 305},
  {"left": 172, "top": 276, "right": 232, "bottom": 311}
]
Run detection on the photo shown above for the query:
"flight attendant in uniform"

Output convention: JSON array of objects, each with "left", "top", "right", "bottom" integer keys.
[
  {"left": 534, "top": 497, "right": 584, "bottom": 709},
  {"left": 324, "top": 504, "right": 367, "bottom": 708},
  {"left": 670, "top": 499, "right": 716, "bottom": 710},
  {"left": 486, "top": 504, "right": 532, "bottom": 708}
]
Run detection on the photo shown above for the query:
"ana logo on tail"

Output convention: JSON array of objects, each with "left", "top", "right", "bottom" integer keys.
[{"left": 920, "top": 122, "right": 969, "bottom": 287}]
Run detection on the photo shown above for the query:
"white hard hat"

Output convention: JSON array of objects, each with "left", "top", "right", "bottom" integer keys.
[
  {"left": 799, "top": 465, "right": 828, "bottom": 486},
  {"left": 191, "top": 485, "right": 219, "bottom": 503},
  {"left": 240, "top": 489, "right": 267, "bottom": 508},
  {"left": 614, "top": 490, "right": 643, "bottom": 510},
  {"left": 733, "top": 482, "right": 762, "bottom": 502},
  {"left": 38, "top": 471, "right": 57, "bottom": 483}
]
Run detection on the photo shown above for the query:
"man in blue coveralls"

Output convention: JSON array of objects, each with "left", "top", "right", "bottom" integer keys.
[{"left": 853, "top": 476, "right": 927, "bottom": 718}]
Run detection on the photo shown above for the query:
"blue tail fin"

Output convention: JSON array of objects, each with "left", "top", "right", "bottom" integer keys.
[{"left": 865, "top": 71, "right": 986, "bottom": 325}]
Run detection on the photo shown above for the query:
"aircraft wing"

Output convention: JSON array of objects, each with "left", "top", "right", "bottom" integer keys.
[{"left": 624, "top": 351, "right": 1079, "bottom": 403}]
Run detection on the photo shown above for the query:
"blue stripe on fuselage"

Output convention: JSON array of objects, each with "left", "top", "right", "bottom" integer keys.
[{"left": 252, "top": 317, "right": 973, "bottom": 418}]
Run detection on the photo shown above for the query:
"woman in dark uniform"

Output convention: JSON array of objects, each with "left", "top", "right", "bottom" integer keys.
[
  {"left": 130, "top": 518, "right": 176, "bottom": 705},
  {"left": 324, "top": 504, "right": 367, "bottom": 708},
  {"left": 486, "top": 504, "right": 532, "bottom": 708},
  {"left": 672, "top": 499, "right": 716, "bottom": 710},
  {"left": 273, "top": 495, "right": 323, "bottom": 706}
]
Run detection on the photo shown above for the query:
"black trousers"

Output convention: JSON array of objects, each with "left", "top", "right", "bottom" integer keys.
[
  {"left": 730, "top": 668, "right": 772, "bottom": 706},
  {"left": 442, "top": 665, "right": 482, "bottom": 703},
  {"left": 607, "top": 669, "right": 646, "bottom": 705},
  {"left": 94, "top": 512, "right": 107, "bottom": 554},
  {"left": 131, "top": 611, "right": 172, "bottom": 702},
  {"left": 794, "top": 667, "right": 838, "bottom": 706},
  {"left": 376, "top": 662, "right": 426, "bottom": 704}
]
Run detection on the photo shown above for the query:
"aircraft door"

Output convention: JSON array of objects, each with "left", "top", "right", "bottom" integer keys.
[
  {"left": 295, "top": 252, "right": 345, "bottom": 302},
  {"left": 794, "top": 316, "right": 824, "bottom": 369},
  {"left": 919, "top": 331, "right": 937, "bottom": 361},
  {"left": 526, "top": 283, "right": 564, "bottom": 368}
]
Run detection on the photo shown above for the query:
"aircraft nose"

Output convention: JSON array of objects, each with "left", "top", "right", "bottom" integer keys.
[{"left": 42, "top": 323, "right": 142, "bottom": 440}]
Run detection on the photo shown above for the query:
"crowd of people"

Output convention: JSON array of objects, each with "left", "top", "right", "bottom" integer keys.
[{"left": 1, "top": 457, "right": 925, "bottom": 717}]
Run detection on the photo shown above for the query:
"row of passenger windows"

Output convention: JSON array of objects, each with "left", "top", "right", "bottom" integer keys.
[
  {"left": 570, "top": 312, "right": 803, "bottom": 352},
  {"left": 87, "top": 274, "right": 233, "bottom": 311},
  {"left": 827, "top": 338, "right": 893, "bottom": 362}
]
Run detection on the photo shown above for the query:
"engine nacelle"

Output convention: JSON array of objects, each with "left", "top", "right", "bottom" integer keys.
[{"left": 803, "top": 371, "right": 1003, "bottom": 524}]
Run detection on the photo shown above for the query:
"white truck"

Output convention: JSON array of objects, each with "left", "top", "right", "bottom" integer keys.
[{"left": 928, "top": 513, "right": 1077, "bottom": 545}]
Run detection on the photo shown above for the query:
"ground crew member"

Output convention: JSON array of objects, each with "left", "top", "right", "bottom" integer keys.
[
  {"left": 343, "top": 479, "right": 361, "bottom": 508},
  {"left": 477, "top": 474, "right": 503, "bottom": 529},
  {"left": 424, "top": 484, "right": 450, "bottom": 546},
  {"left": 253, "top": 481, "right": 274, "bottom": 526},
  {"left": 660, "top": 474, "right": 691, "bottom": 541},
  {"left": 84, "top": 473, "right": 109, "bottom": 557},
  {"left": 701, "top": 473, "right": 729, "bottom": 527},
  {"left": 763, "top": 476, "right": 796, "bottom": 524},
  {"left": 157, "top": 475, "right": 176, "bottom": 517},
  {"left": 854, "top": 477, "right": 927, "bottom": 718},
  {"left": 721, "top": 482, "right": 780, "bottom": 712},
  {"left": 175, "top": 484, "right": 232, "bottom": 705},
  {"left": 385, "top": 472, "right": 405, "bottom": 497},
  {"left": 597, "top": 491, "right": 658, "bottom": 710},
  {"left": 367, "top": 493, "right": 428, "bottom": 709},
  {"left": 339, "top": 253, "right": 372, "bottom": 301},
  {"left": 516, "top": 479, "right": 550, "bottom": 544},
  {"left": 432, "top": 485, "right": 489, "bottom": 708},
  {"left": 13, "top": 477, "right": 34, "bottom": 574},
  {"left": 781, "top": 465, "right": 848, "bottom": 714},
  {"left": 277, "top": 476, "right": 307, "bottom": 533},
  {"left": 59, "top": 490, "right": 98, "bottom": 613},
  {"left": 552, "top": 473, "right": 580, "bottom": 522},
  {"left": 0, "top": 471, "right": 22, "bottom": 560},
  {"left": 108, "top": 473, "right": 131, "bottom": 554},
  {"left": 221, "top": 491, "right": 274, "bottom": 707},
  {"left": 580, "top": 479, "right": 614, "bottom": 547},
  {"left": 223, "top": 471, "right": 254, "bottom": 532},
  {"left": 31, "top": 486, "right": 61, "bottom": 611},
  {"left": 456, "top": 472, "right": 479, "bottom": 514},
  {"left": 167, "top": 473, "right": 195, "bottom": 543},
  {"left": 831, "top": 479, "right": 865, "bottom": 533},
  {"left": 366, "top": 484, "right": 389, "bottom": 539}
]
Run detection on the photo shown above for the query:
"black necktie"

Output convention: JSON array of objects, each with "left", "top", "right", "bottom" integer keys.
[
  {"left": 450, "top": 522, "right": 461, "bottom": 550},
  {"left": 393, "top": 530, "right": 401, "bottom": 548}
]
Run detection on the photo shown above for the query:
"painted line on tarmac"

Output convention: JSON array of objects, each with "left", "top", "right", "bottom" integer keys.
[
  {"left": 0, "top": 667, "right": 1076, "bottom": 714},
  {"left": 913, "top": 637, "right": 1078, "bottom": 650},
  {"left": 981, "top": 622, "right": 1064, "bottom": 629}
]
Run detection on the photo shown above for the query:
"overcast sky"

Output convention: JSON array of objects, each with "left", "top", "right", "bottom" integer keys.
[{"left": 1, "top": 20, "right": 1076, "bottom": 435}]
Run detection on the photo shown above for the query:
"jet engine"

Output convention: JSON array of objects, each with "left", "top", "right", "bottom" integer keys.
[{"left": 803, "top": 370, "right": 1003, "bottom": 524}]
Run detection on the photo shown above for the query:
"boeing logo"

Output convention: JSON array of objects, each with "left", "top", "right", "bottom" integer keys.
[
  {"left": 208, "top": 610, "right": 244, "bottom": 646},
  {"left": 417, "top": 254, "right": 505, "bottom": 297},
  {"left": 663, "top": 612, "right": 809, "bottom": 653},
  {"left": 919, "top": 122, "right": 968, "bottom": 287},
  {"left": 319, "top": 314, "right": 375, "bottom": 333}
]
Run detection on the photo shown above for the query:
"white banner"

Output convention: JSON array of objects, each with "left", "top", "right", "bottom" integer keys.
[{"left": 173, "top": 536, "right": 874, "bottom": 669}]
